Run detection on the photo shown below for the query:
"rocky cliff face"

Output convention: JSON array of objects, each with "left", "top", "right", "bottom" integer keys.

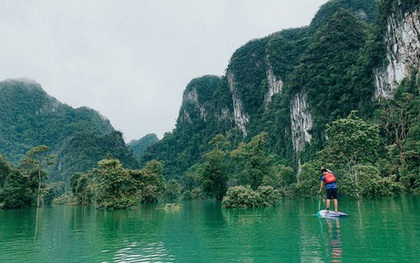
[
  {"left": 290, "top": 91, "right": 313, "bottom": 153},
  {"left": 178, "top": 75, "right": 232, "bottom": 128},
  {"left": 180, "top": 87, "right": 206, "bottom": 123},
  {"left": 227, "top": 72, "right": 250, "bottom": 137},
  {"left": 264, "top": 63, "right": 283, "bottom": 107},
  {"left": 374, "top": 7, "right": 420, "bottom": 99}
]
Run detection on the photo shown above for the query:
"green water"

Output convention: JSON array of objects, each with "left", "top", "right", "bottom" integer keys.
[{"left": 0, "top": 195, "right": 419, "bottom": 262}]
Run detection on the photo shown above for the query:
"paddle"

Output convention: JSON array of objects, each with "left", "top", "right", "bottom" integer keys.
[{"left": 318, "top": 195, "right": 322, "bottom": 211}]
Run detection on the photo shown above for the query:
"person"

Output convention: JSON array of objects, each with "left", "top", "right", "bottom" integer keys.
[{"left": 318, "top": 167, "right": 338, "bottom": 213}]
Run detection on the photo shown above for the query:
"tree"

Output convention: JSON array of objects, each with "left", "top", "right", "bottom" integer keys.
[
  {"left": 221, "top": 186, "right": 261, "bottom": 208},
  {"left": 70, "top": 172, "right": 93, "bottom": 205},
  {"left": 291, "top": 162, "right": 325, "bottom": 197},
  {"left": 201, "top": 134, "right": 230, "bottom": 201},
  {"left": 221, "top": 185, "right": 280, "bottom": 208},
  {"left": 231, "top": 133, "right": 273, "bottom": 190},
  {"left": 379, "top": 93, "right": 412, "bottom": 174},
  {"left": 319, "top": 112, "right": 385, "bottom": 198},
  {"left": 131, "top": 160, "right": 166, "bottom": 203},
  {"left": 94, "top": 159, "right": 137, "bottom": 209},
  {"left": 321, "top": 111, "right": 380, "bottom": 165},
  {"left": 0, "top": 155, "right": 13, "bottom": 188},
  {"left": 377, "top": 74, "right": 419, "bottom": 190},
  {"left": 1, "top": 169, "right": 36, "bottom": 209},
  {"left": 180, "top": 163, "right": 206, "bottom": 200},
  {"left": 262, "top": 164, "right": 295, "bottom": 195},
  {"left": 338, "top": 164, "right": 404, "bottom": 198},
  {"left": 165, "top": 179, "right": 182, "bottom": 201},
  {"left": 24, "top": 146, "right": 55, "bottom": 207}
]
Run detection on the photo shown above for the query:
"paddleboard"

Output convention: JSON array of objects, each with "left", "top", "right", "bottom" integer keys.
[{"left": 316, "top": 210, "right": 348, "bottom": 218}]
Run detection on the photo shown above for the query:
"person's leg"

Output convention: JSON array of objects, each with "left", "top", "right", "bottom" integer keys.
[
  {"left": 326, "top": 189, "right": 332, "bottom": 212},
  {"left": 331, "top": 188, "right": 338, "bottom": 212},
  {"left": 326, "top": 199, "right": 331, "bottom": 212},
  {"left": 334, "top": 199, "right": 338, "bottom": 213}
]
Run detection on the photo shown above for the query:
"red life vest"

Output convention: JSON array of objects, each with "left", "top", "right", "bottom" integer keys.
[{"left": 324, "top": 172, "right": 336, "bottom": 184}]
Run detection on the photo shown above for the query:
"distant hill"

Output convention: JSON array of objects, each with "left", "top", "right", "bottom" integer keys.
[
  {"left": 0, "top": 79, "right": 139, "bottom": 181},
  {"left": 128, "top": 133, "right": 159, "bottom": 159}
]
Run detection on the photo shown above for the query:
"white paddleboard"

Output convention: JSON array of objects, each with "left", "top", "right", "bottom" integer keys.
[{"left": 317, "top": 210, "right": 348, "bottom": 218}]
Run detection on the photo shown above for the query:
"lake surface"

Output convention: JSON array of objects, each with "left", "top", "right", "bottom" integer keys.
[{"left": 0, "top": 195, "right": 419, "bottom": 262}]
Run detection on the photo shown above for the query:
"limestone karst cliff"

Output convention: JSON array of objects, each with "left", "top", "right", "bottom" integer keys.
[
  {"left": 374, "top": 5, "right": 420, "bottom": 98},
  {"left": 142, "top": 0, "right": 419, "bottom": 177}
]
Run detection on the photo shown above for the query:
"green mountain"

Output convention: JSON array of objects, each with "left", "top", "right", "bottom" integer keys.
[
  {"left": 141, "top": 75, "right": 237, "bottom": 177},
  {"left": 128, "top": 133, "right": 159, "bottom": 159},
  {"left": 141, "top": 0, "right": 419, "bottom": 179},
  {"left": 1, "top": 0, "right": 418, "bottom": 191},
  {"left": 0, "top": 79, "right": 139, "bottom": 181}
]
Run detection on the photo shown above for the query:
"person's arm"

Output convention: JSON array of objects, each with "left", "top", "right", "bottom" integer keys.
[
  {"left": 321, "top": 166, "right": 332, "bottom": 173},
  {"left": 318, "top": 181, "right": 324, "bottom": 194}
]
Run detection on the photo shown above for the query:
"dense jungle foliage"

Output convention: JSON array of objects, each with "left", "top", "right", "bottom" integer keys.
[
  {"left": 139, "top": 0, "right": 419, "bottom": 208},
  {"left": 0, "top": 79, "right": 139, "bottom": 184},
  {"left": 142, "top": 0, "right": 383, "bottom": 174},
  {"left": 0, "top": 0, "right": 418, "bottom": 209},
  {"left": 0, "top": 147, "right": 166, "bottom": 209}
]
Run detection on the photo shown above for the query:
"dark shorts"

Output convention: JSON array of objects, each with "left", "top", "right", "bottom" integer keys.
[{"left": 326, "top": 188, "right": 338, "bottom": 199}]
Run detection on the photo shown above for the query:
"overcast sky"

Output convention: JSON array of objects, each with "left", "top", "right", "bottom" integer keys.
[{"left": 0, "top": 0, "right": 329, "bottom": 142}]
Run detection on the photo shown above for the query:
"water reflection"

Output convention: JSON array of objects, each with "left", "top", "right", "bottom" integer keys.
[
  {"left": 326, "top": 219, "right": 342, "bottom": 262},
  {"left": 33, "top": 207, "right": 40, "bottom": 242},
  {"left": 1, "top": 197, "right": 419, "bottom": 262}
]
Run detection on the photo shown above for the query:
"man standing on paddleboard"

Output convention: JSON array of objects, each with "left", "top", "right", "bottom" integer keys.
[{"left": 318, "top": 167, "right": 339, "bottom": 213}]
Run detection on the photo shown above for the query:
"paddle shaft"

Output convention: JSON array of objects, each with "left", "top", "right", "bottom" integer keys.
[{"left": 318, "top": 196, "right": 321, "bottom": 211}]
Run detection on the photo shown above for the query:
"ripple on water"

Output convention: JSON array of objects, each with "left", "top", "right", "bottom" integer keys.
[{"left": 112, "top": 241, "right": 175, "bottom": 262}]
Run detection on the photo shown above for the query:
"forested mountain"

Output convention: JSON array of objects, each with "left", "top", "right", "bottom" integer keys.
[
  {"left": 128, "top": 133, "right": 159, "bottom": 159},
  {"left": 141, "top": 0, "right": 419, "bottom": 183},
  {"left": 0, "top": 0, "right": 418, "bottom": 203},
  {"left": 0, "top": 79, "right": 139, "bottom": 181}
]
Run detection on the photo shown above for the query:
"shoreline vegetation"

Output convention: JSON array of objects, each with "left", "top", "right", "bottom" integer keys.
[{"left": 0, "top": 107, "right": 416, "bottom": 210}]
